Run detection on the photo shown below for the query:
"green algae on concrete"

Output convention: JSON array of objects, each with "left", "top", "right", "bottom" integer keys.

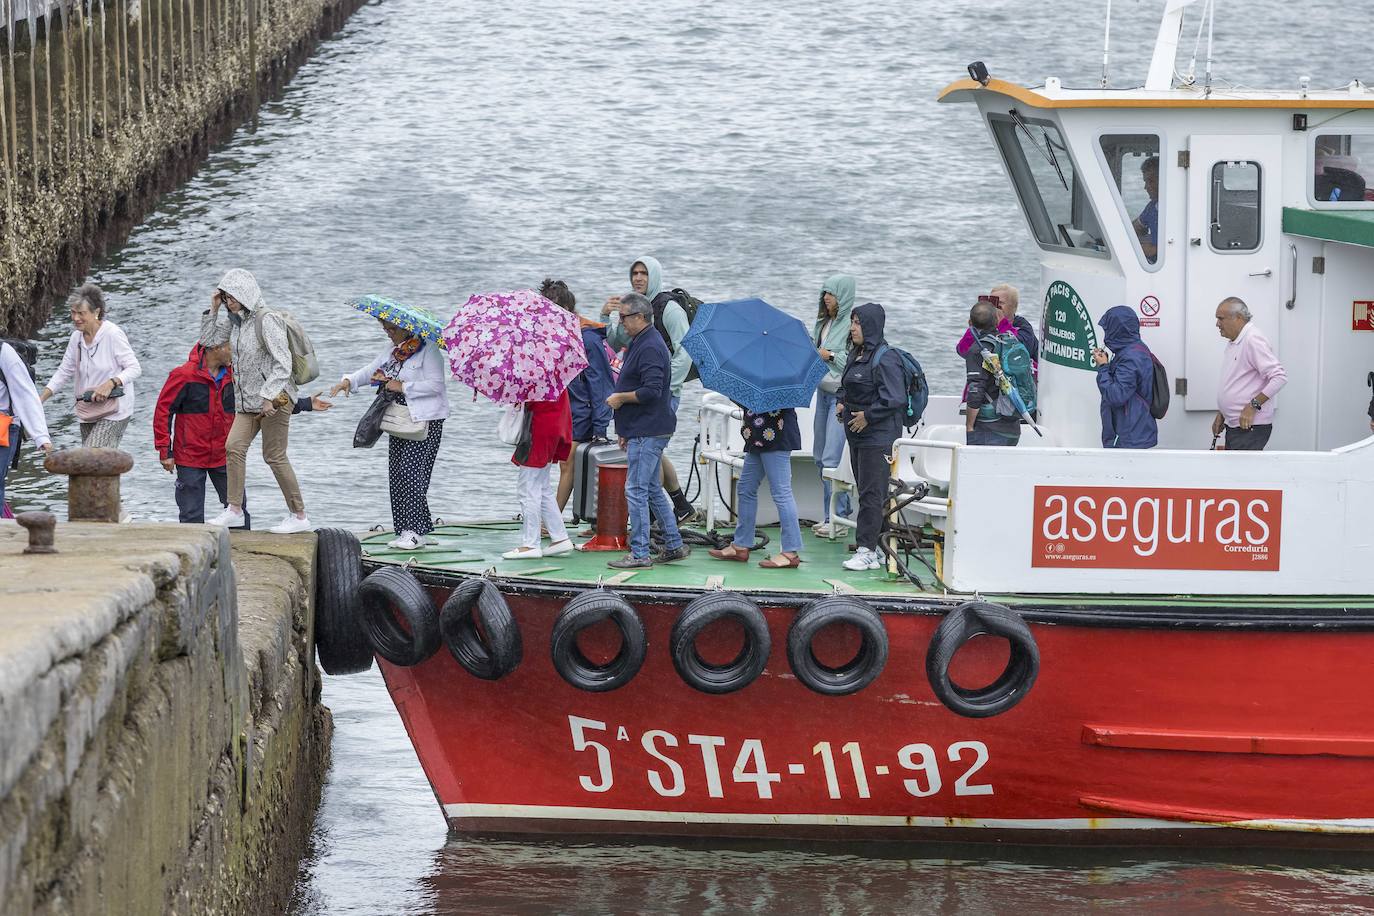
[{"left": 0, "top": 522, "right": 330, "bottom": 916}]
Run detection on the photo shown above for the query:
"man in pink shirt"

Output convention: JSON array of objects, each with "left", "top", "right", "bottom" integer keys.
[{"left": 1211, "top": 297, "right": 1287, "bottom": 450}]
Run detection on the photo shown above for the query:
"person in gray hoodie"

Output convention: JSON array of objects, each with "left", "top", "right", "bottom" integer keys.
[
  {"left": 200, "top": 269, "right": 311, "bottom": 534},
  {"left": 811, "top": 273, "right": 855, "bottom": 536}
]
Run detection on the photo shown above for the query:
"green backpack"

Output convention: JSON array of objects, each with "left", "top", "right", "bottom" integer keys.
[{"left": 976, "top": 332, "right": 1037, "bottom": 421}]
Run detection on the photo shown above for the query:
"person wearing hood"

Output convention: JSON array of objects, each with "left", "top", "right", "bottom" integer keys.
[
  {"left": 837, "top": 302, "right": 906, "bottom": 572},
  {"left": 1092, "top": 306, "right": 1158, "bottom": 449},
  {"left": 40, "top": 283, "right": 143, "bottom": 449},
  {"left": 811, "top": 274, "right": 854, "bottom": 537},
  {"left": 201, "top": 269, "right": 312, "bottom": 534},
  {"left": 545, "top": 278, "right": 615, "bottom": 512},
  {"left": 601, "top": 255, "right": 695, "bottom": 523}
]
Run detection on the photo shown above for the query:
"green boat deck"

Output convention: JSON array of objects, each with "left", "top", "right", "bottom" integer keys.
[{"left": 359, "top": 521, "right": 936, "bottom": 598}]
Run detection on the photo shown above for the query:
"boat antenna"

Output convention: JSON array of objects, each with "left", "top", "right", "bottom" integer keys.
[
  {"left": 1101, "top": 0, "right": 1113, "bottom": 88},
  {"left": 1203, "top": 0, "right": 1216, "bottom": 97}
]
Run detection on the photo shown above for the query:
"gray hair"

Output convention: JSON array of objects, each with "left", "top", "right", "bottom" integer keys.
[
  {"left": 1219, "top": 296, "right": 1252, "bottom": 321},
  {"left": 67, "top": 282, "right": 106, "bottom": 319},
  {"left": 620, "top": 292, "right": 653, "bottom": 321}
]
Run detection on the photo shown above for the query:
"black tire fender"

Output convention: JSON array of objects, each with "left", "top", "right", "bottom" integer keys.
[
  {"left": 925, "top": 600, "right": 1039, "bottom": 718},
  {"left": 550, "top": 589, "right": 646, "bottom": 692},
  {"left": 670, "top": 591, "right": 771, "bottom": 694},
  {"left": 313, "top": 528, "right": 373, "bottom": 675},
  {"left": 439, "top": 578, "right": 522, "bottom": 680},
  {"left": 358, "top": 567, "right": 441, "bottom": 667},
  {"left": 786, "top": 596, "right": 888, "bottom": 696}
]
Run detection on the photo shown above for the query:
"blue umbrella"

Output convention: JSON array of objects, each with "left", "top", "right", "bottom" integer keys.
[
  {"left": 681, "top": 297, "right": 828, "bottom": 413},
  {"left": 347, "top": 294, "right": 447, "bottom": 348}
]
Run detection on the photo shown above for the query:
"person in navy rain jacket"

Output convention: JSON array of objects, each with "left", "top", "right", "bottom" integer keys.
[
  {"left": 542, "top": 278, "right": 615, "bottom": 512},
  {"left": 1092, "top": 305, "right": 1158, "bottom": 449}
]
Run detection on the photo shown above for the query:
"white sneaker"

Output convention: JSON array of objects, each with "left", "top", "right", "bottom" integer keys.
[
  {"left": 387, "top": 531, "right": 423, "bottom": 550},
  {"left": 843, "top": 548, "right": 883, "bottom": 572},
  {"left": 208, "top": 507, "right": 247, "bottom": 529},
  {"left": 812, "top": 522, "right": 835, "bottom": 538},
  {"left": 268, "top": 514, "right": 312, "bottom": 534},
  {"left": 544, "top": 539, "right": 574, "bottom": 557},
  {"left": 503, "top": 546, "right": 542, "bottom": 560}
]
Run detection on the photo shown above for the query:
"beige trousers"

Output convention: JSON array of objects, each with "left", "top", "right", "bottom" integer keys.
[{"left": 226, "top": 410, "right": 305, "bottom": 515}]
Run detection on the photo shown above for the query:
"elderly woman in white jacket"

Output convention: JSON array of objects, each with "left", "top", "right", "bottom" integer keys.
[
  {"left": 40, "top": 284, "right": 142, "bottom": 448},
  {"left": 330, "top": 320, "right": 449, "bottom": 550}
]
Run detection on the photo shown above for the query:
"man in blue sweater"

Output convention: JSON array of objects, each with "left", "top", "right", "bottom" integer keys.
[{"left": 604, "top": 293, "right": 690, "bottom": 569}]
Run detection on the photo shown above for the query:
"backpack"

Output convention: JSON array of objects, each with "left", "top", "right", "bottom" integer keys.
[
  {"left": 254, "top": 309, "right": 320, "bottom": 386},
  {"left": 1132, "top": 344, "right": 1170, "bottom": 420},
  {"left": 871, "top": 344, "right": 930, "bottom": 430},
  {"left": 976, "top": 332, "right": 1036, "bottom": 422},
  {"left": 651, "top": 289, "right": 702, "bottom": 382}
]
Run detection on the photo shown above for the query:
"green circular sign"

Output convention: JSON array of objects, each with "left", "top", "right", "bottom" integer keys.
[{"left": 1041, "top": 280, "right": 1099, "bottom": 371}]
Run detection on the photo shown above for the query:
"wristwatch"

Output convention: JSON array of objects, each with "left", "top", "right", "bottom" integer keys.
[{"left": 1249, "top": 398, "right": 1263, "bottom": 410}]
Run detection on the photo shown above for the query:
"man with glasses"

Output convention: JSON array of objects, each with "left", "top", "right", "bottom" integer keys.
[{"left": 604, "top": 293, "right": 690, "bottom": 569}]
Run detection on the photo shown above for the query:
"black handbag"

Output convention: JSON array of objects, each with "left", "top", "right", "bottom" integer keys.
[
  {"left": 353, "top": 390, "right": 394, "bottom": 449},
  {"left": 511, "top": 406, "right": 536, "bottom": 464}
]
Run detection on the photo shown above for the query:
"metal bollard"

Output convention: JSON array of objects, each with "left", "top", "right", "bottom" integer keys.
[
  {"left": 578, "top": 463, "right": 629, "bottom": 552},
  {"left": 43, "top": 448, "right": 134, "bottom": 522},
  {"left": 16, "top": 512, "right": 57, "bottom": 554}
]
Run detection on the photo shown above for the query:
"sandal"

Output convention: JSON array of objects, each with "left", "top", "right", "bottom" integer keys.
[
  {"left": 708, "top": 545, "right": 750, "bottom": 562},
  {"left": 758, "top": 552, "right": 801, "bottom": 569}
]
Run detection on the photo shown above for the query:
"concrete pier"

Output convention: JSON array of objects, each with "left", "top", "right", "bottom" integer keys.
[{"left": 0, "top": 523, "right": 331, "bottom": 916}]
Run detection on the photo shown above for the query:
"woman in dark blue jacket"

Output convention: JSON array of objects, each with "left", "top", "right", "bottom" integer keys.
[
  {"left": 837, "top": 303, "right": 906, "bottom": 571},
  {"left": 1093, "top": 305, "right": 1158, "bottom": 449}
]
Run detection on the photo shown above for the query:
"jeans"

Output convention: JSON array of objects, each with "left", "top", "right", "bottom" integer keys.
[
  {"left": 518, "top": 464, "right": 569, "bottom": 549},
  {"left": 626, "top": 435, "right": 682, "bottom": 559},
  {"left": 813, "top": 391, "right": 851, "bottom": 520},
  {"left": 1224, "top": 424, "right": 1272, "bottom": 451},
  {"left": 176, "top": 465, "right": 251, "bottom": 529},
  {"left": 734, "top": 450, "right": 802, "bottom": 554},
  {"left": 967, "top": 425, "right": 1020, "bottom": 446},
  {"left": 848, "top": 442, "right": 892, "bottom": 550}
]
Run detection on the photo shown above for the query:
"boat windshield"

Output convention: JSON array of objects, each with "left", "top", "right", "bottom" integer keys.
[
  {"left": 990, "top": 112, "right": 1108, "bottom": 258},
  {"left": 1099, "top": 134, "right": 1161, "bottom": 268},
  {"left": 1313, "top": 133, "right": 1374, "bottom": 205}
]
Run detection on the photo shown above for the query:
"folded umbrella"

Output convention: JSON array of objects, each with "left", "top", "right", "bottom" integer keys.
[
  {"left": 681, "top": 297, "right": 828, "bottom": 414},
  {"left": 442, "top": 289, "right": 589, "bottom": 405},
  {"left": 348, "top": 295, "right": 448, "bottom": 348}
]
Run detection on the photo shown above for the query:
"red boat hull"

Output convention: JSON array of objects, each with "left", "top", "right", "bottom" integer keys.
[{"left": 375, "top": 582, "right": 1374, "bottom": 847}]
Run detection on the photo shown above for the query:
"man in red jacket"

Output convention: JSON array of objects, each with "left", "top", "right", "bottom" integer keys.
[{"left": 156, "top": 342, "right": 331, "bottom": 527}]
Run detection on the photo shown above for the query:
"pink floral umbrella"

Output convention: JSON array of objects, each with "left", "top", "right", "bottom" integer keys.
[{"left": 442, "top": 289, "right": 590, "bottom": 405}]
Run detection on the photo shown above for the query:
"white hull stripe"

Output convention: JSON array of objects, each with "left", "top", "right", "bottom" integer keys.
[{"left": 443, "top": 803, "right": 1374, "bottom": 834}]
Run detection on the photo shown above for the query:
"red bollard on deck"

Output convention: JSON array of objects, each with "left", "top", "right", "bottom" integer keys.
[{"left": 578, "top": 463, "right": 629, "bottom": 551}]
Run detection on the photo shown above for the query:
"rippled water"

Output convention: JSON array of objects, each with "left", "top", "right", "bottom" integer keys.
[{"left": 8, "top": 0, "right": 1374, "bottom": 911}]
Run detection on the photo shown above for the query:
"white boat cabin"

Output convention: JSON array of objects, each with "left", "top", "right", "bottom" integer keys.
[{"left": 700, "top": 6, "right": 1374, "bottom": 598}]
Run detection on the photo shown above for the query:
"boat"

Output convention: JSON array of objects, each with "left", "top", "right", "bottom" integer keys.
[{"left": 313, "top": 1, "right": 1374, "bottom": 847}]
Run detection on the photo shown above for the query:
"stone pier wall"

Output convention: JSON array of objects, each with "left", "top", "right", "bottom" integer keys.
[
  {"left": 0, "top": 0, "right": 368, "bottom": 336},
  {"left": 0, "top": 523, "right": 331, "bottom": 916}
]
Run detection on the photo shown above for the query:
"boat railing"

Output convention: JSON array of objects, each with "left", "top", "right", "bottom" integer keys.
[{"left": 698, "top": 398, "right": 745, "bottom": 529}]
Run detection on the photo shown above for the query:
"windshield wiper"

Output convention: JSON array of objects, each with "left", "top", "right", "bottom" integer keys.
[{"left": 1010, "top": 108, "right": 1068, "bottom": 191}]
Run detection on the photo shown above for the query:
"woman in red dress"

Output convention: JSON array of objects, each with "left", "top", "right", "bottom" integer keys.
[{"left": 505, "top": 389, "right": 574, "bottom": 559}]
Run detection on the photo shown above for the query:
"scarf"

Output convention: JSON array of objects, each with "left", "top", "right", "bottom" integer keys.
[{"left": 372, "top": 335, "right": 423, "bottom": 385}]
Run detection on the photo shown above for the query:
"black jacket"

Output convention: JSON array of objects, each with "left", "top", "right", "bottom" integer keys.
[{"left": 838, "top": 303, "right": 905, "bottom": 447}]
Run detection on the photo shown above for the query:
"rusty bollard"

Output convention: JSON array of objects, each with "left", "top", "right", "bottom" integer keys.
[
  {"left": 44, "top": 448, "right": 134, "bottom": 522},
  {"left": 16, "top": 511, "right": 57, "bottom": 554}
]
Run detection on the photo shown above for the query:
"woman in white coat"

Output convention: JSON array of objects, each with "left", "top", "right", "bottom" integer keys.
[
  {"left": 40, "top": 284, "right": 142, "bottom": 448},
  {"left": 330, "top": 320, "right": 449, "bottom": 550}
]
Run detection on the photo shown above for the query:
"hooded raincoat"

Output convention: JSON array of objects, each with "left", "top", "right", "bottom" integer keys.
[
  {"left": 606, "top": 255, "right": 693, "bottom": 396},
  {"left": 838, "top": 303, "right": 906, "bottom": 447},
  {"left": 200, "top": 269, "right": 296, "bottom": 413},
  {"left": 1095, "top": 305, "right": 1158, "bottom": 449},
  {"left": 813, "top": 274, "right": 855, "bottom": 381}
]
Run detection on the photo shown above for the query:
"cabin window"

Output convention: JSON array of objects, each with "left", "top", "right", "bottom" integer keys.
[
  {"left": 1209, "top": 161, "right": 1261, "bottom": 252},
  {"left": 1313, "top": 134, "right": 1374, "bottom": 204},
  {"left": 990, "top": 113, "right": 1108, "bottom": 258},
  {"left": 1098, "top": 134, "right": 1161, "bottom": 267}
]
